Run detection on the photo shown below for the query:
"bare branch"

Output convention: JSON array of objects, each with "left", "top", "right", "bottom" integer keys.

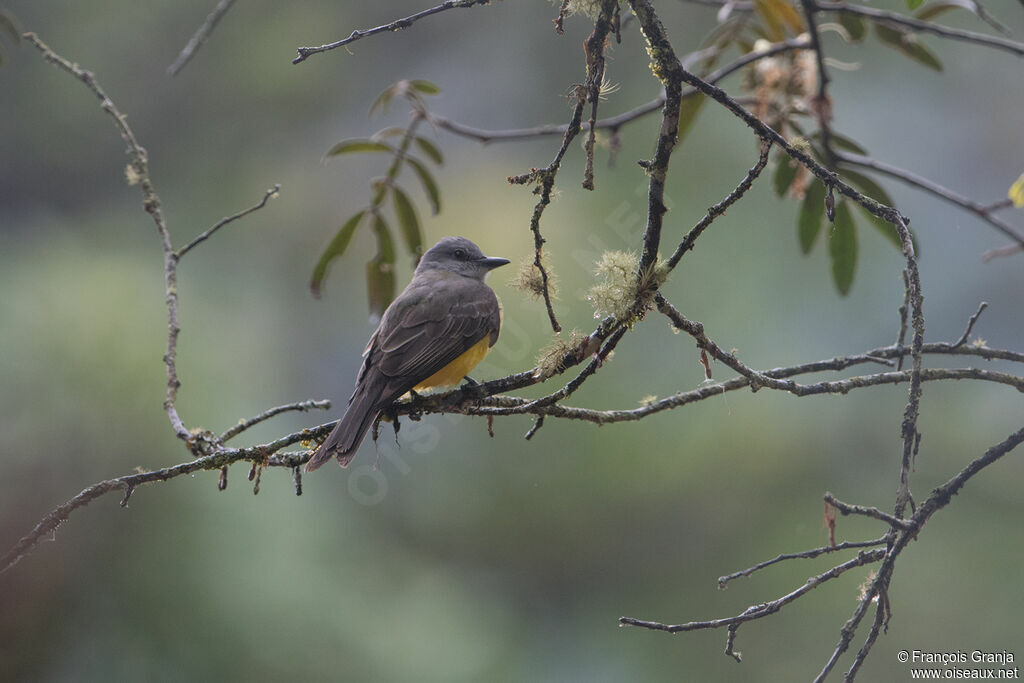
[
  {"left": 220, "top": 399, "right": 331, "bottom": 442},
  {"left": 167, "top": 0, "right": 238, "bottom": 76},
  {"left": 292, "top": 0, "right": 492, "bottom": 64},
  {"left": 666, "top": 139, "right": 772, "bottom": 270},
  {"left": 837, "top": 151, "right": 1024, "bottom": 252},
  {"left": 717, "top": 538, "right": 888, "bottom": 588},
  {"left": 24, "top": 32, "right": 191, "bottom": 442},
  {"left": 953, "top": 301, "right": 988, "bottom": 347},
  {"left": 177, "top": 184, "right": 280, "bottom": 258},
  {"left": 817, "top": 1, "right": 1024, "bottom": 58},
  {"left": 823, "top": 492, "right": 914, "bottom": 531}
]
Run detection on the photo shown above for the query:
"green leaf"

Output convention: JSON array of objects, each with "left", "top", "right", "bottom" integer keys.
[
  {"left": 405, "top": 156, "right": 442, "bottom": 214},
  {"left": 838, "top": 12, "right": 867, "bottom": 42},
  {"left": 369, "top": 84, "right": 400, "bottom": 116},
  {"left": 875, "top": 24, "right": 943, "bottom": 71},
  {"left": 370, "top": 127, "right": 408, "bottom": 141},
  {"left": 677, "top": 93, "right": 707, "bottom": 147},
  {"left": 366, "top": 215, "right": 397, "bottom": 321},
  {"left": 812, "top": 130, "right": 869, "bottom": 156},
  {"left": 310, "top": 210, "right": 366, "bottom": 298},
  {"left": 414, "top": 136, "right": 444, "bottom": 165},
  {"left": 773, "top": 156, "right": 799, "bottom": 197},
  {"left": 829, "top": 201, "right": 858, "bottom": 296},
  {"left": 392, "top": 186, "right": 424, "bottom": 260},
  {"left": 409, "top": 79, "right": 441, "bottom": 95},
  {"left": 799, "top": 180, "right": 826, "bottom": 254},
  {"left": 906, "top": 0, "right": 924, "bottom": 10},
  {"left": 839, "top": 168, "right": 914, "bottom": 252},
  {"left": 325, "top": 139, "right": 393, "bottom": 157}
]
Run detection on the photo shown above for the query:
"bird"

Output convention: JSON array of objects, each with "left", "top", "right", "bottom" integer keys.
[{"left": 306, "top": 236, "right": 510, "bottom": 471}]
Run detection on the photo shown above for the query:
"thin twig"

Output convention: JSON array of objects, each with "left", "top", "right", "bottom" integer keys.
[
  {"left": 823, "top": 492, "right": 914, "bottom": 531},
  {"left": 717, "top": 537, "right": 888, "bottom": 588},
  {"left": 220, "top": 399, "right": 331, "bottom": 442},
  {"left": 619, "top": 548, "right": 886, "bottom": 633},
  {"left": 799, "top": 0, "right": 835, "bottom": 167},
  {"left": 167, "top": 0, "right": 238, "bottom": 76},
  {"left": 666, "top": 140, "right": 772, "bottom": 270},
  {"left": 292, "top": 0, "right": 492, "bottom": 64},
  {"left": 817, "top": 1, "right": 1024, "bottom": 58},
  {"left": 177, "top": 184, "right": 280, "bottom": 258},
  {"left": 24, "top": 32, "right": 191, "bottom": 442},
  {"left": 836, "top": 151, "right": 1024, "bottom": 252},
  {"left": 953, "top": 301, "right": 988, "bottom": 347}
]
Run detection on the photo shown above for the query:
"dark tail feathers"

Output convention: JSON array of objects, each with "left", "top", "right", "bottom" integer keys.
[{"left": 305, "top": 370, "right": 388, "bottom": 472}]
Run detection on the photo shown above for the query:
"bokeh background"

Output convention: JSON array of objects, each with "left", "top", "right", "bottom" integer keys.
[{"left": 1, "top": 1, "right": 1022, "bottom": 680}]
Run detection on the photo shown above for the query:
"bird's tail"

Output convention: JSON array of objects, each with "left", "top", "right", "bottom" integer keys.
[{"left": 305, "top": 370, "right": 388, "bottom": 472}]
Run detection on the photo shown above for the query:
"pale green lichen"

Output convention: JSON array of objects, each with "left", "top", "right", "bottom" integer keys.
[
  {"left": 508, "top": 254, "right": 559, "bottom": 301},
  {"left": 535, "top": 328, "right": 583, "bottom": 380},
  {"left": 549, "top": 0, "right": 606, "bottom": 20},
  {"left": 586, "top": 250, "right": 669, "bottom": 322}
]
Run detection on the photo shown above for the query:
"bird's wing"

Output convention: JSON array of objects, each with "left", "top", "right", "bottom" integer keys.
[{"left": 374, "top": 278, "right": 500, "bottom": 384}]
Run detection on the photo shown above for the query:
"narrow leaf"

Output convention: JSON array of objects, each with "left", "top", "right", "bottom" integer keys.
[
  {"left": 392, "top": 186, "right": 424, "bottom": 260},
  {"left": 369, "top": 85, "right": 397, "bottom": 116},
  {"left": 414, "top": 136, "right": 444, "bottom": 165},
  {"left": 366, "top": 215, "right": 397, "bottom": 321},
  {"left": 906, "top": 0, "right": 924, "bottom": 10},
  {"left": 409, "top": 79, "right": 441, "bottom": 95},
  {"left": 325, "top": 139, "right": 393, "bottom": 157},
  {"left": 310, "top": 210, "right": 366, "bottom": 298},
  {"left": 799, "top": 180, "right": 826, "bottom": 254},
  {"left": 915, "top": 0, "right": 973, "bottom": 22},
  {"left": 840, "top": 168, "right": 910, "bottom": 252},
  {"left": 830, "top": 201, "right": 858, "bottom": 296},
  {"left": 812, "top": 130, "right": 869, "bottom": 156},
  {"left": 838, "top": 13, "right": 867, "bottom": 42},
  {"left": 677, "top": 93, "right": 707, "bottom": 147},
  {"left": 405, "top": 156, "right": 442, "bottom": 214},
  {"left": 370, "top": 127, "right": 408, "bottom": 141},
  {"left": 773, "top": 156, "right": 799, "bottom": 197},
  {"left": 875, "top": 24, "right": 943, "bottom": 71}
]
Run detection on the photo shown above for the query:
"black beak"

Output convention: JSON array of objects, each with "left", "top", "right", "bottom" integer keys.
[{"left": 479, "top": 256, "right": 510, "bottom": 270}]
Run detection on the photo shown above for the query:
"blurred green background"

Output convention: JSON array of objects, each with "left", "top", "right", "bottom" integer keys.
[{"left": 1, "top": 1, "right": 1022, "bottom": 680}]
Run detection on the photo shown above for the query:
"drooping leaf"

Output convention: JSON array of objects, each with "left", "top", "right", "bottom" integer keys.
[
  {"left": 325, "top": 139, "right": 393, "bottom": 157},
  {"left": 754, "top": 0, "right": 804, "bottom": 41},
  {"left": 392, "top": 185, "right": 423, "bottom": 261},
  {"left": 812, "top": 130, "right": 869, "bottom": 156},
  {"left": 369, "top": 85, "right": 397, "bottom": 117},
  {"left": 829, "top": 200, "right": 858, "bottom": 296},
  {"left": 310, "top": 210, "right": 366, "bottom": 298},
  {"left": 838, "top": 12, "right": 867, "bottom": 42},
  {"left": 906, "top": 0, "right": 925, "bottom": 10},
  {"left": 414, "top": 136, "right": 444, "bottom": 165},
  {"left": 799, "top": 179, "right": 826, "bottom": 254},
  {"left": 409, "top": 79, "right": 441, "bottom": 95},
  {"left": 366, "top": 215, "right": 397, "bottom": 321},
  {"left": 773, "top": 156, "right": 799, "bottom": 197},
  {"left": 405, "top": 156, "right": 442, "bottom": 214},
  {"left": 839, "top": 168, "right": 916, "bottom": 252},
  {"left": 875, "top": 24, "right": 943, "bottom": 71},
  {"left": 370, "top": 127, "right": 408, "bottom": 142},
  {"left": 677, "top": 93, "right": 707, "bottom": 147}
]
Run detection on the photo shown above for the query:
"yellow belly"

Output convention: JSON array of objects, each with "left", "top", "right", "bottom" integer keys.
[{"left": 413, "top": 336, "right": 492, "bottom": 391}]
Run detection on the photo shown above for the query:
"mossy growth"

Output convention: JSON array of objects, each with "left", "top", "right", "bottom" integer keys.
[
  {"left": 549, "top": 0, "right": 609, "bottom": 21},
  {"left": 508, "top": 253, "right": 558, "bottom": 301},
  {"left": 535, "top": 328, "right": 584, "bottom": 380},
  {"left": 586, "top": 250, "right": 669, "bottom": 323}
]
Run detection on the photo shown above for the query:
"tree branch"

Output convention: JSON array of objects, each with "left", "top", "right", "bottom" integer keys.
[
  {"left": 292, "top": 0, "right": 493, "bottom": 64},
  {"left": 167, "top": 0, "right": 238, "bottom": 76}
]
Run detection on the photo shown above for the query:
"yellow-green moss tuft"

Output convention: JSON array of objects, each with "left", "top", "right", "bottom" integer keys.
[
  {"left": 535, "top": 328, "right": 583, "bottom": 380},
  {"left": 508, "top": 254, "right": 559, "bottom": 301},
  {"left": 586, "top": 250, "right": 669, "bottom": 322}
]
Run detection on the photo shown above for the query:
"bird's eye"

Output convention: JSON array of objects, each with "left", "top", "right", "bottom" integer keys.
[{"left": 453, "top": 248, "right": 466, "bottom": 259}]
